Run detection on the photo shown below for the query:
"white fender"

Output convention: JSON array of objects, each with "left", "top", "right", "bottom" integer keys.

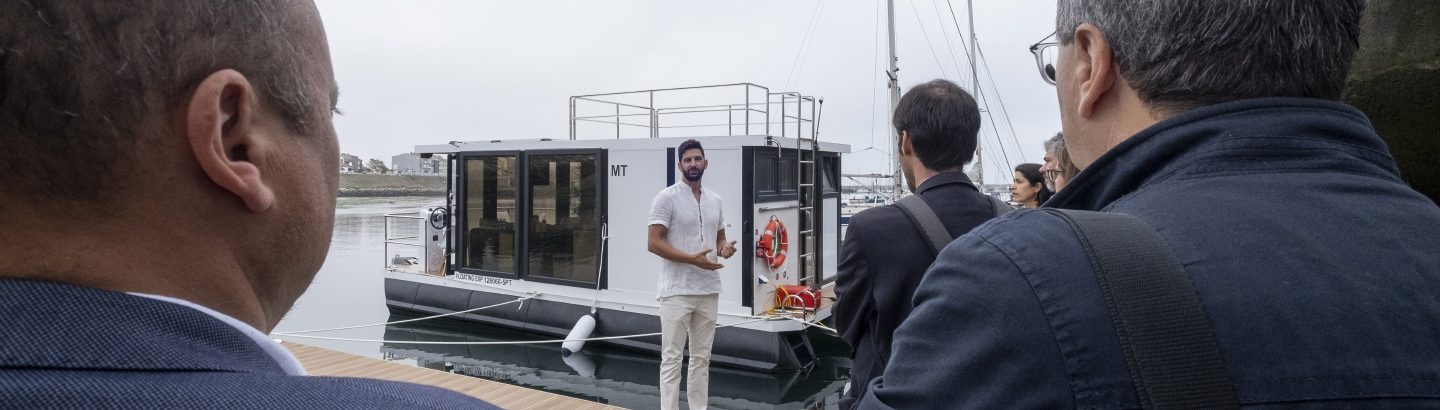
[{"left": 561, "top": 314, "right": 596, "bottom": 357}]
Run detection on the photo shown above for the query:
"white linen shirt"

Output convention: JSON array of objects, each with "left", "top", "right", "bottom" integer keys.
[{"left": 649, "top": 182, "right": 725, "bottom": 299}]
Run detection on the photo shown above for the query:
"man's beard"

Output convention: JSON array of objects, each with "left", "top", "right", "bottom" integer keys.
[{"left": 684, "top": 167, "right": 704, "bottom": 182}]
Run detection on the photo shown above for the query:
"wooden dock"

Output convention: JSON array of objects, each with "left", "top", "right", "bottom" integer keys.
[{"left": 282, "top": 341, "right": 621, "bottom": 410}]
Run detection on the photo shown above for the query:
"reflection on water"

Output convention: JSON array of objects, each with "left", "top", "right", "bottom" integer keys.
[
  {"left": 278, "top": 197, "right": 851, "bottom": 409},
  {"left": 383, "top": 313, "right": 849, "bottom": 410}
]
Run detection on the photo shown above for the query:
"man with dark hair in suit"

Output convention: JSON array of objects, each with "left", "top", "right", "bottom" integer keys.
[
  {"left": 833, "top": 79, "right": 1003, "bottom": 410},
  {"left": 0, "top": 2, "right": 493, "bottom": 408}
]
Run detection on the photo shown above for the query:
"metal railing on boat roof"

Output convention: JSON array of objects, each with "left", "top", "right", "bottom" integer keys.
[{"left": 568, "top": 83, "right": 820, "bottom": 142}]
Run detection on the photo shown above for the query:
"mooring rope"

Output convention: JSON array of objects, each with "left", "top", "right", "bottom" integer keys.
[
  {"left": 785, "top": 316, "right": 838, "bottom": 334},
  {"left": 272, "top": 294, "right": 539, "bottom": 335},
  {"left": 273, "top": 317, "right": 777, "bottom": 345}
]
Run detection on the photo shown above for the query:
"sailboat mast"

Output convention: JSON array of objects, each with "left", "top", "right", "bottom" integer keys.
[
  {"left": 886, "top": 0, "right": 903, "bottom": 199},
  {"left": 968, "top": 0, "right": 978, "bottom": 94},
  {"left": 968, "top": 0, "right": 982, "bottom": 185}
]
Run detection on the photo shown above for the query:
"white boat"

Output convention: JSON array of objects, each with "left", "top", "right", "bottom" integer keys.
[{"left": 381, "top": 84, "right": 847, "bottom": 371}]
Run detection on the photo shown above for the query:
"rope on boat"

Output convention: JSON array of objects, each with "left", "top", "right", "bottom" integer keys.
[
  {"left": 272, "top": 294, "right": 540, "bottom": 335},
  {"left": 784, "top": 316, "right": 838, "bottom": 335},
  {"left": 590, "top": 223, "right": 609, "bottom": 315},
  {"left": 273, "top": 317, "right": 777, "bottom": 345}
]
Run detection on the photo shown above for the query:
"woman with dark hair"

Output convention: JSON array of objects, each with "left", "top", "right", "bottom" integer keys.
[{"left": 1011, "top": 163, "right": 1051, "bottom": 208}]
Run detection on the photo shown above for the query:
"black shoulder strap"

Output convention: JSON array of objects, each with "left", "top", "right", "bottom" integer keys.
[
  {"left": 987, "top": 194, "right": 1013, "bottom": 217},
  {"left": 894, "top": 195, "right": 952, "bottom": 255},
  {"left": 1051, "top": 209, "right": 1239, "bottom": 410}
]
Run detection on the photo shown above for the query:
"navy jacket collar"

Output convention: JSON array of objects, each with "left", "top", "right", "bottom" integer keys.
[
  {"left": 914, "top": 170, "right": 978, "bottom": 195},
  {"left": 0, "top": 278, "right": 287, "bottom": 374},
  {"left": 1050, "top": 97, "right": 1400, "bottom": 211}
]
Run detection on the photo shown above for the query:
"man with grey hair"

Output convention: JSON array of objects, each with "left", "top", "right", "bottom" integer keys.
[
  {"left": 1040, "top": 132, "right": 1079, "bottom": 191},
  {"left": 863, "top": 1, "right": 1440, "bottom": 408},
  {"left": 0, "top": 2, "right": 494, "bottom": 407}
]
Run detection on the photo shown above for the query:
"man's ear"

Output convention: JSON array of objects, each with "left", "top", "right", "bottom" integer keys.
[
  {"left": 898, "top": 130, "right": 914, "bottom": 156},
  {"left": 1070, "top": 23, "right": 1117, "bottom": 120},
  {"left": 186, "top": 69, "right": 274, "bottom": 212}
]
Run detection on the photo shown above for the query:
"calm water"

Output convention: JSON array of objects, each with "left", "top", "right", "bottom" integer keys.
[{"left": 275, "top": 197, "right": 850, "bottom": 410}]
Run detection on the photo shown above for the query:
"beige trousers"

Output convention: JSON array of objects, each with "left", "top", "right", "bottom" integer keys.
[{"left": 659, "top": 293, "right": 718, "bottom": 410}]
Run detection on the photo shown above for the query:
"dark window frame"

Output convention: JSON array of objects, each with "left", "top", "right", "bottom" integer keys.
[
  {"left": 451, "top": 149, "right": 609, "bottom": 290},
  {"left": 519, "top": 149, "right": 609, "bottom": 289},
  {"left": 455, "top": 151, "right": 523, "bottom": 280},
  {"left": 754, "top": 148, "right": 803, "bottom": 203}
]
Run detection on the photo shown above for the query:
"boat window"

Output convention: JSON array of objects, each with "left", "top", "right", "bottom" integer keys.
[
  {"left": 821, "top": 156, "right": 839, "bottom": 194},
  {"left": 463, "top": 156, "right": 518, "bottom": 274},
  {"left": 756, "top": 155, "right": 777, "bottom": 193},
  {"left": 526, "top": 154, "right": 600, "bottom": 284},
  {"left": 778, "top": 157, "right": 797, "bottom": 191}
]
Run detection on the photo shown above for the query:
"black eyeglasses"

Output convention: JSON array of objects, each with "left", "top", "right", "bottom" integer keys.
[{"left": 1028, "top": 31, "right": 1058, "bottom": 86}]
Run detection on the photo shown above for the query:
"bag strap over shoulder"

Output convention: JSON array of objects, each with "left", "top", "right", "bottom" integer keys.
[
  {"left": 894, "top": 195, "right": 952, "bottom": 255},
  {"left": 986, "top": 194, "right": 1013, "bottom": 217},
  {"left": 1051, "top": 209, "right": 1239, "bottom": 410}
]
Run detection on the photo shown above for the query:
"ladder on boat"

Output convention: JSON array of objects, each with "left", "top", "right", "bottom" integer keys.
[{"left": 774, "top": 92, "right": 824, "bottom": 286}]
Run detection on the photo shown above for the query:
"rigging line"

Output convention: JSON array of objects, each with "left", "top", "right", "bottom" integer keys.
[
  {"left": 929, "top": 0, "right": 972, "bottom": 87},
  {"left": 932, "top": 3, "right": 1019, "bottom": 173},
  {"left": 272, "top": 295, "right": 538, "bottom": 335},
  {"left": 907, "top": 0, "right": 953, "bottom": 79},
  {"left": 974, "top": 131, "right": 1002, "bottom": 182},
  {"left": 790, "top": 0, "right": 829, "bottom": 90},
  {"left": 975, "top": 86, "right": 1015, "bottom": 171},
  {"left": 784, "top": 0, "right": 827, "bottom": 91},
  {"left": 976, "top": 41, "right": 1028, "bottom": 162},
  {"left": 275, "top": 318, "right": 775, "bottom": 346},
  {"left": 943, "top": 0, "right": 976, "bottom": 66}
]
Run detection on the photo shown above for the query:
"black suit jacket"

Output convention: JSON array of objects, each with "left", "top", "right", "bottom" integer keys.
[
  {"left": 833, "top": 171, "right": 999, "bottom": 409},
  {"left": 0, "top": 278, "right": 497, "bottom": 409}
]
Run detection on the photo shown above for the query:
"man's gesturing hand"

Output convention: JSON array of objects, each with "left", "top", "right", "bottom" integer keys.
[
  {"left": 689, "top": 249, "right": 724, "bottom": 271},
  {"left": 718, "top": 240, "right": 738, "bottom": 259}
]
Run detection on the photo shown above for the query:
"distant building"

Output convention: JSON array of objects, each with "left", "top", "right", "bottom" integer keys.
[
  {"left": 340, "top": 153, "right": 364, "bottom": 173},
  {"left": 392, "top": 152, "right": 445, "bottom": 175}
]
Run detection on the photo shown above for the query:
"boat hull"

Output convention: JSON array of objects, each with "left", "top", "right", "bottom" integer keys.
[{"left": 384, "top": 277, "right": 818, "bottom": 372}]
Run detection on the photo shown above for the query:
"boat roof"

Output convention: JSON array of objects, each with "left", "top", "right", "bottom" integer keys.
[{"left": 415, "top": 135, "right": 850, "bottom": 155}]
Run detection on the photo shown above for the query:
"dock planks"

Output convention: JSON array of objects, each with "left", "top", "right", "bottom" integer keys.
[{"left": 282, "top": 341, "right": 621, "bottom": 410}]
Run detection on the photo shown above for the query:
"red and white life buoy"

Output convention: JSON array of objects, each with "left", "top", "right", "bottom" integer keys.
[{"left": 756, "top": 216, "right": 789, "bottom": 270}]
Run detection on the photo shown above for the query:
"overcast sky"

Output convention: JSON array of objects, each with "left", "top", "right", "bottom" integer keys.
[{"left": 315, "top": 0, "right": 1061, "bottom": 185}]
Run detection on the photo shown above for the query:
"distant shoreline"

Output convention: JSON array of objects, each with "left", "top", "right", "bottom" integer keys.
[
  {"left": 338, "top": 174, "right": 446, "bottom": 197},
  {"left": 337, "top": 188, "right": 445, "bottom": 197}
]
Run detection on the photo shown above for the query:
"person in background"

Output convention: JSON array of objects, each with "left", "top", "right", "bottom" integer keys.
[
  {"left": 862, "top": 0, "right": 1440, "bottom": 407},
  {"left": 1011, "top": 163, "right": 1051, "bottom": 208},
  {"left": 833, "top": 79, "right": 1003, "bottom": 410},
  {"left": 1041, "top": 132, "right": 1081, "bottom": 191},
  {"left": 0, "top": 1, "right": 494, "bottom": 408},
  {"left": 647, "top": 139, "right": 737, "bottom": 410}
]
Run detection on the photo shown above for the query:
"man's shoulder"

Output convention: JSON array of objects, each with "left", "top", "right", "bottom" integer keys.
[
  {"left": 943, "top": 208, "right": 1089, "bottom": 265},
  {"left": 847, "top": 203, "right": 909, "bottom": 239}
]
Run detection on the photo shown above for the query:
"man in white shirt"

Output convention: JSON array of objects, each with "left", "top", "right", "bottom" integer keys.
[{"left": 647, "top": 139, "right": 737, "bottom": 410}]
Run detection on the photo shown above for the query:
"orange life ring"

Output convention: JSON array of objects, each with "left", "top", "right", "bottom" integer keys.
[{"left": 756, "top": 216, "right": 788, "bottom": 270}]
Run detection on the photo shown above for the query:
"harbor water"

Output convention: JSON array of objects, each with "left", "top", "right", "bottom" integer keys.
[{"left": 275, "top": 197, "right": 850, "bottom": 410}]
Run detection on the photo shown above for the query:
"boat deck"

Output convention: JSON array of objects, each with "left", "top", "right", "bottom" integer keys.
[{"left": 282, "top": 341, "right": 620, "bottom": 410}]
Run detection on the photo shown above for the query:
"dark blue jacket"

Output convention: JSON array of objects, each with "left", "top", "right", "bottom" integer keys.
[
  {"left": 861, "top": 98, "right": 1440, "bottom": 408},
  {"left": 0, "top": 278, "right": 497, "bottom": 409},
  {"left": 835, "top": 171, "right": 1000, "bottom": 409}
]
